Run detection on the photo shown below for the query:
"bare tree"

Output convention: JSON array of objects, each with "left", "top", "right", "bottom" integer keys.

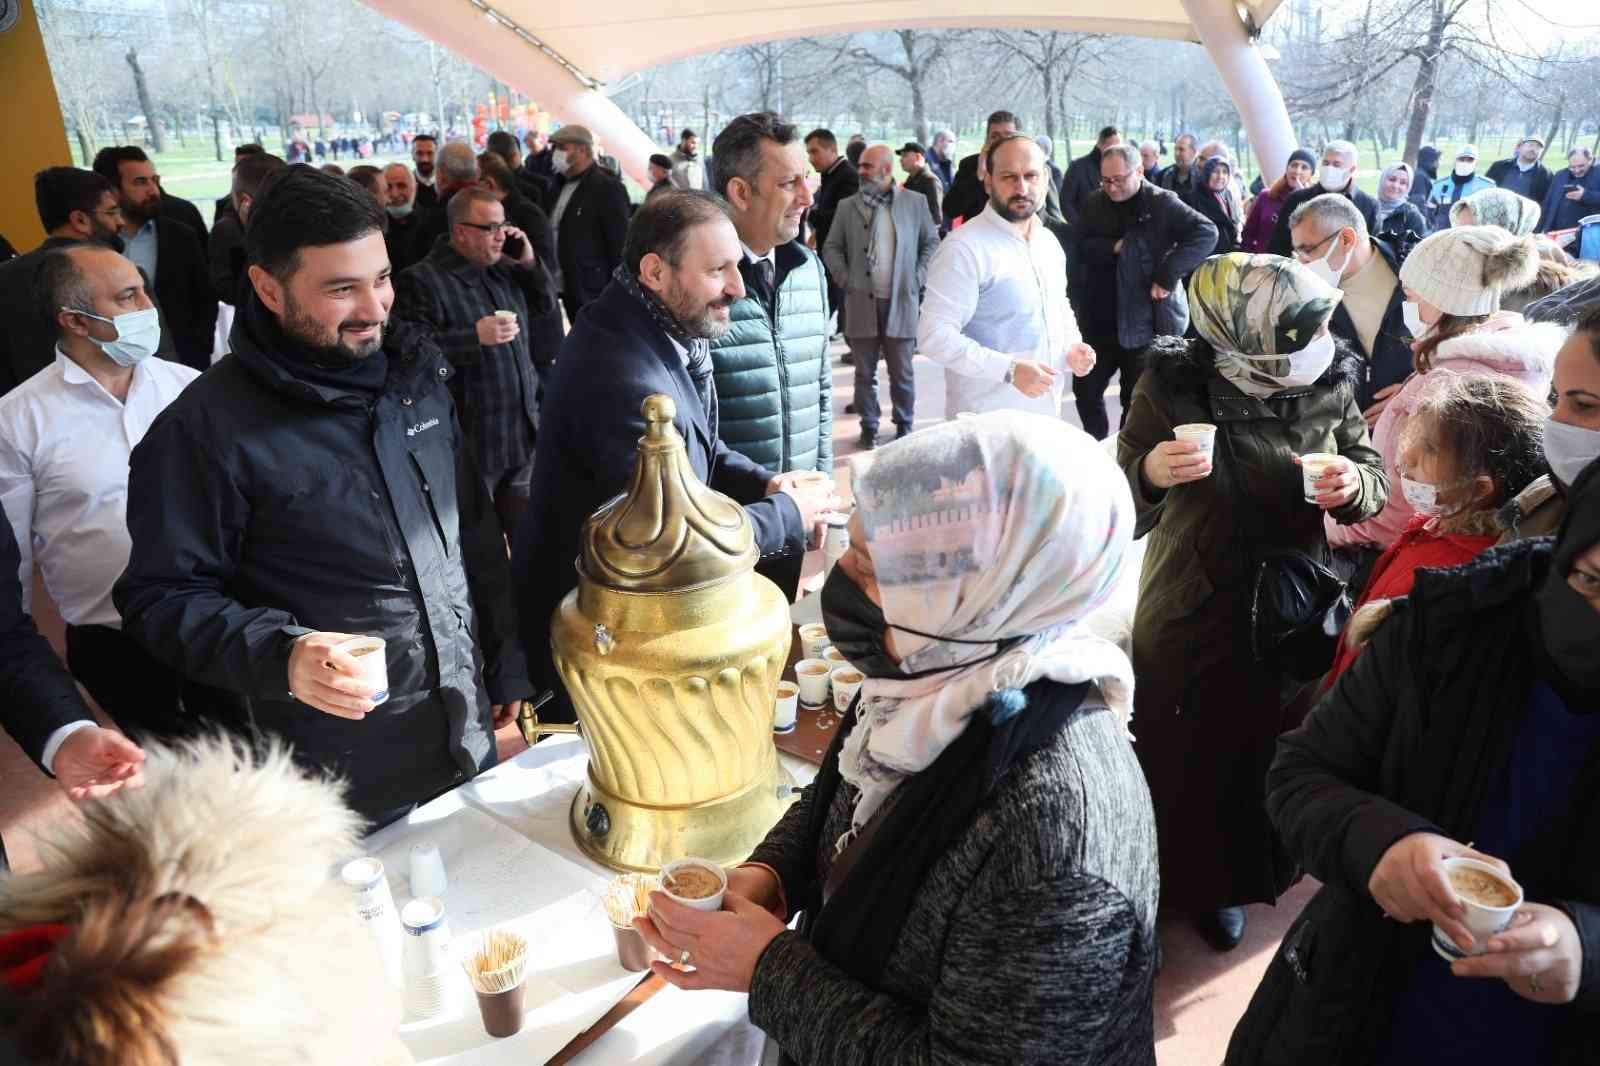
[
  {"left": 840, "top": 31, "right": 949, "bottom": 143},
  {"left": 982, "top": 31, "right": 1108, "bottom": 146},
  {"left": 124, "top": 48, "right": 169, "bottom": 153}
]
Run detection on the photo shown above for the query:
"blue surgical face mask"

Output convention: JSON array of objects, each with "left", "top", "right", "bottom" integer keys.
[{"left": 68, "top": 306, "right": 162, "bottom": 367}]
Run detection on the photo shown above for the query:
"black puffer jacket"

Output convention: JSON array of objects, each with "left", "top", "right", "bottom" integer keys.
[
  {"left": 1226, "top": 537, "right": 1600, "bottom": 1065},
  {"left": 115, "top": 300, "right": 529, "bottom": 821}
]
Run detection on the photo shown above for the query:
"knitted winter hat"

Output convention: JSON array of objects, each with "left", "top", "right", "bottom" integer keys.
[
  {"left": 1287, "top": 148, "right": 1317, "bottom": 170},
  {"left": 1399, "top": 225, "right": 1542, "bottom": 316},
  {"left": 1449, "top": 187, "right": 1542, "bottom": 236}
]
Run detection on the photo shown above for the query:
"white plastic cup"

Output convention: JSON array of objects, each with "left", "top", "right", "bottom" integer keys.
[
  {"left": 773, "top": 681, "right": 799, "bottom": 734},
  {"left": 341, "top": 856, "right": 403, "bottom": 988},
  {"left": 409, "top": 841, "right": 448, "bottom": 899},
  {"left": 401, "top": 897, "right": 453, "bottom": 1019},
  {"left": 798, "top": 623, "right": 831, "bottom": 662},
  {"left": 830, "top": 667, "right": 865, "bottom": 711},
  {"left": 1173, "top": 423, "right": 1217, "bottom": 467},
  {"left": 1432, "top": 858, "right": 1523, "bottom": 961},
  {"left": 336, "top": 635, "right": 389, "bottom": 705},
  {"left": 659, "top": 858, "right": 727, "bottom": 913},
  {"left": 1300, "top": 453, "right": 1340, "bottom": 504},
  {"left": 795, "top": 659, "right": 831, "bottom": 708}
]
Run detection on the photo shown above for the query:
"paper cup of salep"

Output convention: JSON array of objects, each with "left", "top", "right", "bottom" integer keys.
[
  {"left": 773, "top": 681, "right": 799, "bottom": 734},
  {"left": 822, "top": 646, "right": 848, "bottom": 669},
  {"left": 493, "top": 309, "right": 517, "bottom": 320},
  {"left": 795, "top": 658, "right": 831, "bottom": 707},
  {"left": 830, "top": 667, "right": 864, "bottom": 711},
  {"left": 1173, "top": 423, "right": 1217, "bottom": 466},
  {"left": 336, "top": 636, "right": 389, "bottom": 705},
  {"left": 798, "top": 623, "right": 831, "bottom": 661},
  {"left": 1299, "top": 453, "right": 1339, "bottom": 504},
  {"left": 1432, "top": 857, "right": 1523, "bottom": 961},
  {"left": 660, "top": 858, "right": 727, "bottom": 913}
]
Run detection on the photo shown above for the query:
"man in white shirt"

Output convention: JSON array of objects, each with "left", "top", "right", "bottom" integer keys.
[
  {"left": 0, "top": 243, "right": 199, "bottom": 741},
  {"left": 917, "top": 134, "right": 1096, "bottom": 419}
]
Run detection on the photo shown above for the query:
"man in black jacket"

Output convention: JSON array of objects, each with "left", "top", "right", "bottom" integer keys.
[
  {"left": 1268, "top": 140, "right": 1378, "bottom": 257},
  {"left": 407, "top": 141, "right": 481, "bottom": 267},
  {"left": 943, "top": 111, "right": 1066, "bottom": 229},
  {"left": 512, "top": 190, "right": 838, "bottom": 724},
  {"left": 475, "top": 156, "right": 564, "bottom": 384},
  {"left": 898, "top": 142, "right": 944, "bottom": 227},
  {"left": 0, "top": 167, "right": 125, "bottom": 395},
  {"left": 158, "top": 184, "right": 207, "bottom": 243},
  {"left": 380, "top": 162, "right": 422, "bottom": 273},
  {"left": 114, "top": 168, "right": 530, "bottom": 827},
  {"left": 1158, "top": 132, "right": 1200, "bottom": 199},
  {"left": 804, "top": 128, "right": 859, "bottom": 333},
  {"left": 394, "top": 187, "right": 551, "bottom": 538},
  {"left": 545, "top": 124, "right": 630, "bottom": 321},
  {"left": 1062, "top": 125, "right": 1121, "bottom": 227},
  {"left": 1288, "top": 193, "right": 1411, "bottom": 414},
  {"left": 93, "top": 146, "right": 217, "bottom": 370},
  {"left": 1486, "top": 137, "right": 1553, "bottom": 206},
  {"left": 411, "top": 134, "right": 440, "bottom": 212},
  {"left": 209, "top": 151, "right": 285, "bottom": 308}
]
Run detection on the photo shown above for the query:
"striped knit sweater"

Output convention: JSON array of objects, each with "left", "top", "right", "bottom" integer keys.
[{"left": 747, "top": 697, "right": 1160, "bottom": 1066}]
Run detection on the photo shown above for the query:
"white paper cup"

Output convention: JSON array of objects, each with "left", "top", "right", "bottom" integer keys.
[
  {"left": 336, "top": 636, "right": 389, "bottom": 704},
  {"left": 798, "top": 623, "right": 831, "bottom": 662},
  {"left": 830, "top": 666, "right": 865, "bottom": 711},
  {"left": 795, "top": 659, "right": 832, "bottom": 707},
  {"left": 1432, "top": 858, "right": 1523, "bottom": 961},
  {"left": 659, "top": 859, "right": 727, "bottom": 913},
  {"left": 773, "top": 681, "right": 799, "bottom": 734},
  {"left": 822, "top": 646, "right": 848, "bottom": 669},
  {"left": 1173, "top": 423, "right": 1217, "bottom": 466},
  {"left": 493, "top": 309, "right": 517, "bottom": 319},
  {"left": 409, "top": 841, "right": 448, "bottom": 899},
  {"left": 1299, "top": 452, "right": 1339, "bottom": 504}
]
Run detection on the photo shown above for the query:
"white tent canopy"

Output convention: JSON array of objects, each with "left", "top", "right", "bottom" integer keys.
[{"left": 365, "top": 0, "right": 1293, "bottom": 185}]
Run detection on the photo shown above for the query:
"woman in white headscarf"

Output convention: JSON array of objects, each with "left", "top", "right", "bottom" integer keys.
[{"left": 635, "top": 414, "right": 1160, "bottom": 1066}]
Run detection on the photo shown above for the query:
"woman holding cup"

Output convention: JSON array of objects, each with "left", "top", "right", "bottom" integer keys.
[
  {"left": 634, "top": 415, "right": 1161, "bottom": 1065},
  {"left": 1227, "top": 466, "right": 1600, "bottom": 1066},
  {"left": 1118, "top": 252, "right": 1388, "bottom": 950}
]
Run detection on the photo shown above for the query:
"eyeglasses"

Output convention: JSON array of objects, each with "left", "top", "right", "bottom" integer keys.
[
  {"left": 1291, "top": 231, "right": 1339, "bottom": 259},
  {"left": 458, "top": 221, "right": 507, "bottom": 235},
  {"left": 1099, "top": 172, "right": 1138, "bottom": 188}
]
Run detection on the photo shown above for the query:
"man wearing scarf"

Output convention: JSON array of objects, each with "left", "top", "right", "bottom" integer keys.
[
  {"left": 513, "top": 190, "right": 838, "bottom": 725},
  {"left": 114, "top": 168, "right": 530, "bottom": 828}
]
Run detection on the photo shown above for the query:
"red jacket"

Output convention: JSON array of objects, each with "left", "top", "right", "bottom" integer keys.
[{"left": 1324, "top": 515, "right": 1497, "bottom": 686}]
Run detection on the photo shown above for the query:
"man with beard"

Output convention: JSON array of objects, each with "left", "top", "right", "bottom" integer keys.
[
  {"left": 380, "top": 162, "right": 421, "bottom": 272},
  {"left": 918, "top": 134, "right": 1097, "bottom": 419},
  {"left": 92, "top": 146, "right": 217, "bottom": 371},
  {"left": 942, "top": 111, "right": 1066, "bottom": 229},
  {"left": 114, "top": 167, "right": 530, "bottom": 827},
  {"left": 412, "top": 134, "right": 440, "bottom": 212},
  {"left": 669, "top": 128, "right": 706, "bottom": 191},
  {"left": 209, "top": 151, "right": 285, "bottom": 306},
  {"left": 512, "top": 190, "right": 839, "bottom": 724},
  {"left": 0, "top": 167, "right": 128, "bottom": 394}
]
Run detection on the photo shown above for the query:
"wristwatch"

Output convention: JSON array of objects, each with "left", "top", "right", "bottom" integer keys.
[{"left": 1003, "top": 360, "right": 1017, "bottom": 385}]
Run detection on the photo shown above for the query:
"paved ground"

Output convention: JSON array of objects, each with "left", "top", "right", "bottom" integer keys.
[{"left": 0, "top": 343, "right": 1293, "bottom": 1063}]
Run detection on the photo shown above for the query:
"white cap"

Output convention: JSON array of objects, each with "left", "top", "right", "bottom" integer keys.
[{"left": 1456, "top": 144, "right": 1479, "bottom": 160}]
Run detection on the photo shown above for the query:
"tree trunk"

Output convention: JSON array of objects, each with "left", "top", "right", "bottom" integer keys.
[
  {"left": 124, "top": 48, "right": 169, "bottom": 153},
  {"left": 1041, "top": 64, "right": 1057, "bottom": 144},
  {"left": 74, "top": 126, "right": 94, "bottom": 165},
  {"left": 1545, "top": 94, "right": 1566, "bottom": 158},
  {"left": 1401, "top": 1, "right": 1446, "bottom": 165},
  {"left": 211, "top": 111, "right": 224, "bottom": 162}
]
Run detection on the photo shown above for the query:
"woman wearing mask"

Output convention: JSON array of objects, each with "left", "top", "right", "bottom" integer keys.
[
  {"left": 1324, "top": 373, "right": 1548, "bottom": 686},
  {"left": 1373, "top": 163, "right": 1428, "bottom": 260},
  {"left": 1227, "top": 466, "right": 1600, "bottom": 1066},
  {"left": 634, "top": 415, "right": 1161, "bottom": 1066},
  {"left": 1241, "top": 149, "right": 1315, "bottom": 253},
  {"left": 1189, "top": 154, "right": 1242, "bottom": 257},
  {"left": 1327, "top": 226, "right": 1562, "bottom": 557},
  {"left": 1118, "top": 253, "right": 1387, "bottom": 950},
  {"left": 1501, "top": 303, "right": 1600, "bottom": 539}
]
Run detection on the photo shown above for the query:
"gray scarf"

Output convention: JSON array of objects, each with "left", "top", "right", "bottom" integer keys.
[
  {"left": 611, "top": 265, "right": 717, "bottom": 434},
  {"left": 859, "top": 181, "right": 894, "bottom": 276}
]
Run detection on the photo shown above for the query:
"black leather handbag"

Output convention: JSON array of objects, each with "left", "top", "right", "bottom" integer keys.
[{"left": 1251, "top": 550, "right": 1351, "bottom": 682}]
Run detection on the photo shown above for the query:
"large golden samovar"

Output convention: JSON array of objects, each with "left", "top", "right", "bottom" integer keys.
[{"left": 537, "top": 394, "right": 795, "bottom": 873}]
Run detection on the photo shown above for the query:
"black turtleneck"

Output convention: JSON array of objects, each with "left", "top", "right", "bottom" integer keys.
[{"left": 239, "top": 294, "right": 388, "bottom": 398}]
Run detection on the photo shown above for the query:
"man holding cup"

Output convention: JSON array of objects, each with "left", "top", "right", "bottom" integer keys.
[{"left": 115, "top": 168, "right": 530, "bottom": 828}]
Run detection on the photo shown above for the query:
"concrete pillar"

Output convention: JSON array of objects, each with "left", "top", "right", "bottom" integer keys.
[
  {"left": 1180, "top": 0, "right": 1296, "bottom": 183},
  {"left": 1, "top": 0, "right": 73, "bottom": 250},
  {"left": 364, "top": 0, "right": 657, "bottom": 188}
]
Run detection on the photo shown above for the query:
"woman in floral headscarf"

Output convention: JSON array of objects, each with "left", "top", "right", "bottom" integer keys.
[
  {"left": 635, "top": 414, "right": 1161, "bottom": 1066},
  {"left": 1117, "top": 252, "right": 1388, "bottom": 951}
]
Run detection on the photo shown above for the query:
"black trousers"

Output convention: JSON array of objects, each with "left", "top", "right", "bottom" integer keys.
[
  {"left": 1073, "top": 337, "right": 1143, "bottom": 441},
  {"left": 65, "top": 623, "right": 194, "bottom": 743},
  {"left": 483, "top": 460, "right": 533, "bottom": 542}
]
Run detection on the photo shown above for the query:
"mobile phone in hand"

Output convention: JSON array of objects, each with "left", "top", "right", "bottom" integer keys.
[{"left": 503, "top": 233, "right": 526, "bottom": 260}]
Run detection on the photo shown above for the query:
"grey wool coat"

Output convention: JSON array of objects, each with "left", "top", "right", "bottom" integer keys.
[
  {"left": 746, "top": 697, "right": 1160, "bottom": 1066},
  {"left": 821, "top": 185, "right": 940, "bottom": 340}
]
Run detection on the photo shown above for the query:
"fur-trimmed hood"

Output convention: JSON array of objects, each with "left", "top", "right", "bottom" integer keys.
[
  {"left": 1426, "top": 314, "right": 1563, "bottom": 391},
  {"left": 1143, "top": 333, "right": 1367, "bottom": 394},
  {"left": 0, "top": 737, "right": 410, "bottom": 1066}
]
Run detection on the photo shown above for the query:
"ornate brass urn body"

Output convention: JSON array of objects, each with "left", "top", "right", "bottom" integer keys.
[{"left": 549, "top": 395, "right": 795, "bottom": 872}]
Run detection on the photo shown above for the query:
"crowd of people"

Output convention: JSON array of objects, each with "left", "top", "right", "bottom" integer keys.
[{"left": 0, "top": 104, "right": 1597, "bottom": 1065}]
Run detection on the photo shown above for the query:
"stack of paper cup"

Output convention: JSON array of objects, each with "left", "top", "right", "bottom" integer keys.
[
  {"left": 401, "top": 897, "right": 453, "bottom": 1019},
  {"left": 340, "top": 856, "right": 403, "bottom": 989},
  {"left": 1173, "top": 423, "right": 1216, "bottom": 468},
  {"left": 409, "top": 841, "right": 448, "bottom": 899}
]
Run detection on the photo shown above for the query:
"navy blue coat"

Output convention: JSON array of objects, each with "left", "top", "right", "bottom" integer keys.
[
  {"left": 1538, "top": 165, "right": 1600, "bottom": 234},
  {"left": 512, "top": 280, "right": 806, "bottom": 723}
]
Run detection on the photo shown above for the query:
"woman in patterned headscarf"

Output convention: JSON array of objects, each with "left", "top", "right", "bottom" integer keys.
[
  {"left": 634, "top": 413, "right": 1163, "bottom": 1066},
  {"left": 1117, "top": 252, "right": 1388, "bottom": 951}
]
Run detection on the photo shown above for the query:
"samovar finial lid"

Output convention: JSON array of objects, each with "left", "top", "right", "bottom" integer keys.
[{"left": 578, "top": 394, "right": 758, "bottom": 592}]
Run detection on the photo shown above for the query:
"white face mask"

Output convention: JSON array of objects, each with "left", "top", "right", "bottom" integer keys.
[
  {"left": 1303, "top": 233, "right": 1352, "bottom": 288},
  {"left": 1235, "top": 330, "right": 1337, "bottom": 390},
  {"left": 69, "top": 306, "right": 161, "bottom": 367},
  {"left": 1318, "top": 164, "right": 1348, "bottom": 191},
  {"left": 1544, "top": 417, "right": 1600, "bottom": 489},
  {"left": 551, "top": 149, "right": 572, "bottom": 176},
  {"left": 1454, "top": 161, "right": 1476, "bottom": 177},
  {"left": 1401, "top": 475, "right": 1443, "bottom": 515},
  {"left": 1402, "top": 299, "right": 1428, "bottom": 338},
  {"left": 386, "top": 202, "right": 414, "bottom": 219}
]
